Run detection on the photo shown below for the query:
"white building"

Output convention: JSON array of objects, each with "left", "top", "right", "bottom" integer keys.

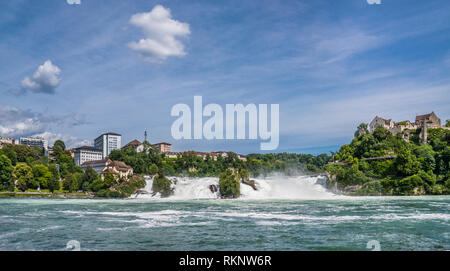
[
  {"left": 19, "top": 137, "right": 48, "bottom": 150},
  {"left": 81, "top": 159, "right": 133, "bottom": 180},
  {"left": 81, "top": 158, "right": 111, "bottom": 174},
  {"left": 94, "top": 132, "right": 121, "bottom": 158},
  {"left": 74, "top": 146, "right": 103, "bottom": 167},
  {"left": 0, "top": 137, "right": 14, "bottom": 149}
]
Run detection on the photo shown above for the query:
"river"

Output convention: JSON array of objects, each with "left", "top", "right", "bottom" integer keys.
[{"left": 0, "top": 176, "right": 448, "bottom": 250}]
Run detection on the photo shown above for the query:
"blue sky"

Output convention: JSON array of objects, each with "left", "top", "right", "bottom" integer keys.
[{"left": 1, "top": 0, "right": 449, "bottom": 155}]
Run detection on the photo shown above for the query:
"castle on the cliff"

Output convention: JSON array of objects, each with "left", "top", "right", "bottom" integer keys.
[{"left": 368, "top": 112, "right": 446, "bottom": 142}]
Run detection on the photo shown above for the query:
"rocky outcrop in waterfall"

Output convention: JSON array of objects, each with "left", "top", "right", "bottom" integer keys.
[{"left": 209, "top": 184, "right": 218, "bottom": 193}]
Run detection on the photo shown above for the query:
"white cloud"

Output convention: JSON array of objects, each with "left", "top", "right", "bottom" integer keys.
[
  {"left": 128, "top": 5, "right": 190, "bottom": 62},
  {"left": 33, "top": 131, "right": 91, "bottom": 149},
  {"left": 0, "top": 106, "right": 47, "bottom": 137},
  {"left": 67, "top": 0, "right": 81, "bottom": 5},
  {"left": 0, "top": 105, "right": 88, "bottom": 138},
  {"left": 367, "top": 0, "right": 381, "bottom": 4},
  {"left": 20, "top": 60, "right": 61, "bottom": 94}
]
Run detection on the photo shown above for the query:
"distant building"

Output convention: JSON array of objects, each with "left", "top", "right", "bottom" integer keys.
[
  {"left": 19, "top": 137, "right": 48, "bottom": 150},
  {"left": 369, "top": 112, "right": 444, "bottom": 142},
  {"left": 94, "top": 132, "right": 121, "bottom": 158},
  {"left": 154, "top": 142, "right": 172, "bottom": 153},
  {"left": 210, "top": 151, "right": 229, "bottom": 160},
  {"left": 81, "top": 159, "right": 133, "bottom": 180},
  {"left": 415, "top": 112, "right": 441, "bottom": 128},
  {"left": 369, "top": 116, "right": 395, "bottom": 133},
  {"left": 237, "top": 154, "right": 247, "bottom": 162},
  {"left": 123, "top": 139, "right": 144, "bottom": 153},
  {"left": 0, "top": 137, "right": 14, "bottom": 149},
  {"left": 102, "top": 160, "right": 134, "bottom": 180},
  {"left": 165, "top": 152, "right": 180, "bottom": 159},
  {"left": 74, "top": 146, "right": 103, "bottom": 167},
  {"left": 178, "top": 150, "right": 247, "bottom": 161},
  {"left": 81, "top": 158, "right": 111, "bottom": 174},
  {"left": 182, "top": 150, "right": 210, "bottom": 159}
]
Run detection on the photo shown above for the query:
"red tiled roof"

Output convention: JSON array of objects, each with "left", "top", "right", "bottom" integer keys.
[{"left": 123, "top": 139, "right": 141, "bottom": 148}]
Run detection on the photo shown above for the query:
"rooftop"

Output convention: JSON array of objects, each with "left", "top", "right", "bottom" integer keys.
[
  {"left": 123, "top": 139, "right": 142, "bottom": 148},
  {"left": 75, "top": 146, "right": 101, "bottom": 151},
  {"left": 96, "top": 132, "right": 122, "bottom": 138},
  {"left": 81, "top": 158, "right": 111, "bottom": 166},
  {"left": 154, "top": 142, "right": 172, "bottom": 146}
]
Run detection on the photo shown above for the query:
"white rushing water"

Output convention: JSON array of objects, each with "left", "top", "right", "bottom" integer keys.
[{"left": 132, "top": 175, "right": 340, "bottom": 200}]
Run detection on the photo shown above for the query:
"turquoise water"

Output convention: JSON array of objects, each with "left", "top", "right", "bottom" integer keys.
[{"left": 0, "top": 196, "right": 449, "bottom": 251}]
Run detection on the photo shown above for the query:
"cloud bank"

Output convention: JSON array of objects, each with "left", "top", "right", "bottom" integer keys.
[
  {"left": 33, "top": 131, "right": 91, "bottom": 149},
  {"left": 128, "top": 5, "right": 190, "bottom": 62},
  {"left": 0, "top": 105, "right": 87, "bottom": 139}
]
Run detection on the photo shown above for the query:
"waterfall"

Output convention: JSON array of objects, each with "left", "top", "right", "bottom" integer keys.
[{"left": 132, "top": 175, "right": 339, "bottom": 200}]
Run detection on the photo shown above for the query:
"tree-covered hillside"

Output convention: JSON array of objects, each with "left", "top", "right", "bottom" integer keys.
[{"left": 325, "top": 126, "right": 450, "bottom": 195}]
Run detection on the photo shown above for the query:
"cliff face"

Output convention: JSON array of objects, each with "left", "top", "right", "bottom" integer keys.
[{"left": 324, "top": 173, "right": 360, "bottom": 195}]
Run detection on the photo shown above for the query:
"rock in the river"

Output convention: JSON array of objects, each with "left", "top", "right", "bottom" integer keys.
[
  {"left": 242, "top": 179, "right": 257, "bottom": 191},
  {"left": 171, "top": 178, "right": 178, "bottom": 185},
  {"left": 209, "top": 184, "right": 218, "bottom": 193}
]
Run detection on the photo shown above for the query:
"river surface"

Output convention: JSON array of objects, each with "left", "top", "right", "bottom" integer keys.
[{"left": 0, "top": 176, "right": 449, "bottom": 251}]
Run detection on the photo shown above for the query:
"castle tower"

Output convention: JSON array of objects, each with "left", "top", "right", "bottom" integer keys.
[
  {"left": 420, "top": 120, "right": 428, "bottom": 143},
  {"left": 144, "top": 130, "right": 148, "bottom": 143}
]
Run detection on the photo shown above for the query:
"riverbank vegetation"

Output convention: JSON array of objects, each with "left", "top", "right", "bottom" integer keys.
[
  {"left": 108, "top": 144, "right": 331, "bottom": 178},
  {"left": 325, "top": 126, "right": 450, "bottom": 195},
  {"left": 219, "top": 169, "right": 241, "bottom": 198},
  {"left": 2, "top": 122, "right": 448, "bottom": 198},
  {"left": 0, "top": 141, "right": 146, "bottom": 198}
]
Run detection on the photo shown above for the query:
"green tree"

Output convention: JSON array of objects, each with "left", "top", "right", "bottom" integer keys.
[
  {"left": 239, "top": 169, "right": 249, "bottom": 182},
  {"left": 395, "top": 146, "right": 421, "bottom": 177},
  {"left": 63, "top": 174, "right": 74, "bottom": 192},
  {"left": 71, "top": 173, "right": 82, "bottom": 192},
  {"left": 103, "top": 173, "right": 116, "bottom": 188},
  {"left": 0, "top": 155, "right": 14, "bottom": 191},
  {"left": 149, "top": 164, "right": 159, "bottom": 175},
  {"left": 373, "top": 127, "right": 392, "bottom": 142},
  {"left": 446, "top": 120, "right": 450, "bottom": 127},
  {"left": 32, "top": 164, "right": 53, "bottom": 189},
  {"left": 354, "top": 123, "right": 368, "bottom": 137},
  {"left": 152, "top": 174, "right": 172, "bottom": 197},
  {"left": 81, "top": 167, "right": 98, "bottom": 191},
  {"left": 219, "top": 169, "right": 240, "bottom": 198},
  {"left": 48, "top": 164, "right": 60, "bottom": 192},
  {"left": 13, "top": 163, "right": 34, "bottom": 191},
  {"left": 90, "top": 177, "right": 106, "bottom": 192},
  {"left": 53, "top": 140, "right": 66, "bottom": 153},
  {"left": 6, "top": 145, "right": 40, "bottom": 165}
]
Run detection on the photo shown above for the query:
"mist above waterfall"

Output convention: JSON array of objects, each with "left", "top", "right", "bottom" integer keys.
[{"left": 133, "top": 174, "right": 340, "bottom": 200}]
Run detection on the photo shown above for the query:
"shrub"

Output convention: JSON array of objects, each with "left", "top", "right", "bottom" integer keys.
[
  {"left": 13, "top": 163, "right": 34, "bottom": 191},
  {"left": 0, "top": 155, "right": 14, "bottom": 191},
  {"left": 149, "top": 164, "right": 159, "bottom": 175},
  {"left": 219, "top": 169, "right": 240, "bottom": 198},
  {"left": 32, "top": 164, "right": 52, "bottom": 189},
  {"left": 152, "top": 174, "right": 172, "bottom": 197},
  {"left": 90, "top": 177, "right": 106, "bottom": 192}
]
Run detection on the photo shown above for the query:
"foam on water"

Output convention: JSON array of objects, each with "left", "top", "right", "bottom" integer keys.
[{"left": 133, "top": 175, "right": 341, "bottom": 200}]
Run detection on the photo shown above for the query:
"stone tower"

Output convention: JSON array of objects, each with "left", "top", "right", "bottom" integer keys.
[{"left": 420, "top": 120, "right": 428, "bottom": 143}]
